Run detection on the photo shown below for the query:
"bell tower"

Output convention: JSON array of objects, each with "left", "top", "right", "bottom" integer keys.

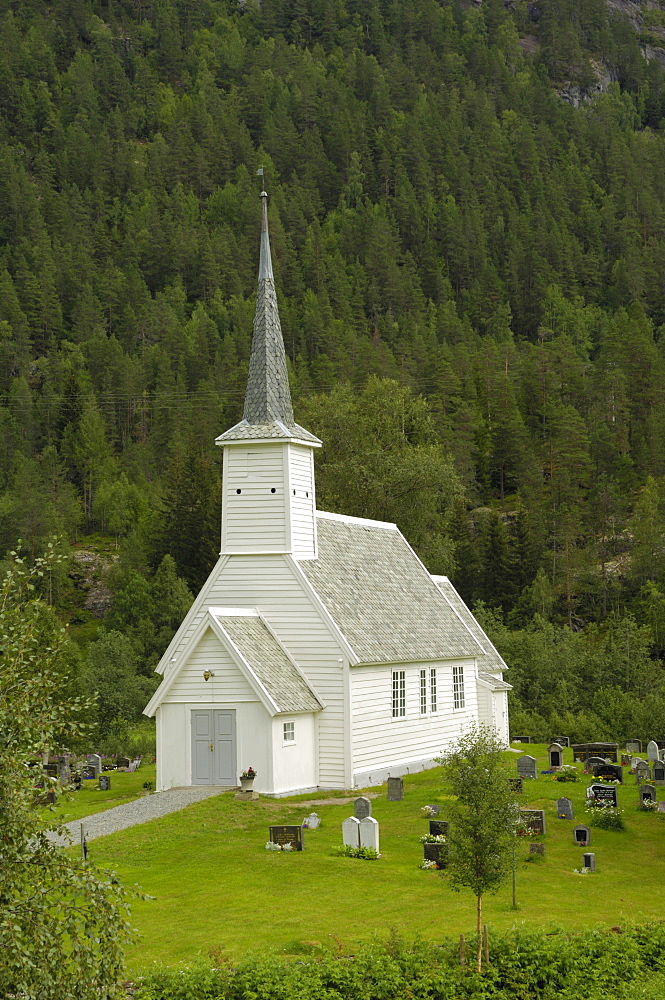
[{"left": 215, "top": 192, "right": 321, "bottom": 558}]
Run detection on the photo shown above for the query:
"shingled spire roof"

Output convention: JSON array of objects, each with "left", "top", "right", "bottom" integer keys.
[{"left": 216, "top": 192, "right": 321, "bottom": 446}]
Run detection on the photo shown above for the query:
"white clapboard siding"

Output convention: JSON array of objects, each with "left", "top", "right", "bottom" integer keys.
[
  {"left": 166, "top": 628, "right": 258, "bottom": 703},
  {"left": 222, "top": 446, "right": 288, "bottom": 552},
  {"left": 350, "top": 660, "right": 478, "bottom": 771},
  {"left": 287, "top": 444, "right": 316, "bottom": 558},
  {"left": 176, "top": 553, "right": 346, "bottom": 786}
]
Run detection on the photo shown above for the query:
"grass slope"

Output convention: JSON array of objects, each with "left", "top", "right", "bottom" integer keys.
[
  {"left": 83, "top": 748, "right": 665, "bottom": 971},
  {"left": 43, "top": 764, "right": 157, "bottom": 824}
]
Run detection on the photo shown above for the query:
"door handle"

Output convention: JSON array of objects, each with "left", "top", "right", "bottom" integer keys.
[{"left": 209, "top": 743, "right": 214, "bottom": 752}]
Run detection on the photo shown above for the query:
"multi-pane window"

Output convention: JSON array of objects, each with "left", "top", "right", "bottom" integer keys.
[
  {"left": 392, "top": 670, "right": 406, "bottom": 718},
  {"left": 283, "top": 721, "right": 295, "bottom": 742},
  {"left": 430, "top": 667, "right": 437, "bottom": 713},
  {"left": 453, "top": 664, "right": 465, "bottom": 709},
  {"left": 420, "top": 669, "right": 427, "bottom": 714}
]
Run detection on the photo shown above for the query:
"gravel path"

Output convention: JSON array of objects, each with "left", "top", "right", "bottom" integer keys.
[{"left": 50, "top": 785, "right": 227, "bottom": 846}]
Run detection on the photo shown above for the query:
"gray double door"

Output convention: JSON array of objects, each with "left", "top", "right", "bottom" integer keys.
[{"left": 191, "top": 709, "right": 236, "bottom": 785}]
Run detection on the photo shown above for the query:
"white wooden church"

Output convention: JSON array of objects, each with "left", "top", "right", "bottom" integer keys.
[{"left": 144, "top": 194, "right": 511, "bottom": 795}]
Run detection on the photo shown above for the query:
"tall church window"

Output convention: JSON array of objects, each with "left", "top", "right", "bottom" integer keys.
[
  {"left": 392, "top": 670, "right": 406, "bottom": 717},
  {"left": 453, "top": 665, "right": 465, "bottom": 709}
]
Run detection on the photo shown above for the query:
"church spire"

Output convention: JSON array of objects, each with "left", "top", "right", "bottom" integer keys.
[
  {"left": 216, "top": 192, "right": 320, "bottom": 446},
  {"left": 243, "top": 191, "right": 295, "bottom": 426}
]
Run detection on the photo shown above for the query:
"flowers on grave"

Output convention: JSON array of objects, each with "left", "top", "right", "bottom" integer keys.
[
  {"left": 240, "top": 766, "right": 256, "bottom": 779},
  {"left": 641, "top": 798, "right": 658, "bottom": 811},
  {"left": 573, "top": 866, "right": 592, "bottom": 874},
  {"left": 555, "top": 766, "right": 579, "bottom": 783},
  {"left": 419, "top": 833, "right": 447, "bottom": 844},
  {"left": 585, "top": 803, "right": 625, "bottom": 831},
  {"left": 515, "top": 823, "right": 539, "bottom": 837},
  {"left": 265, "top": 841, "right": 281, "bottom": 851},
  {"left": 419, "top": 859, "right": 440, "bottom": 870},
  {"left": 420, "top": 805, "right": 437, "bottom": 817}
]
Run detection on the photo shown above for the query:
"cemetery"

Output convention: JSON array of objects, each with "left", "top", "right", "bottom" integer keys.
[{"left": 44, "top": 741, "right": 665, "bottom": 971}]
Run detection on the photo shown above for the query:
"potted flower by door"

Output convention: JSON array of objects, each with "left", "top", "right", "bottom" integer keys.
[{"left": 239, "top": 766, "right": 256, "bottom": 791}]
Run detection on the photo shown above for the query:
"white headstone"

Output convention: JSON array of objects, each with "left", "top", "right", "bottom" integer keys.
[
  {"left": 302, "top": 812, "right": 321, "bottom": 829},
  {"left": 342, "top": 816, "right": 360, "bottom": 848},
  {"left": 359, "top": 815, "right": 380, "bottom": 853},
  {"left": 647, "top": 740, "right": 659, "bottom": 762},
  {"left": 86, "top": 753, "right": 102, "bottom": 776}
]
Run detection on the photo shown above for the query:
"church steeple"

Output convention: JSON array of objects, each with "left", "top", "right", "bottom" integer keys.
[
  {"left": 216, "top": 191, "right": 320, "bottom": 447},
  {"left": 216, "top": 191, "right": 321, "bottom": 559}
]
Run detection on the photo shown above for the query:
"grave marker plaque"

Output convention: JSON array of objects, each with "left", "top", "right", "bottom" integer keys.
[
  {"left": 511, "top": 736, "right": 531, "bottom": 743},
  {"left": 520, "top": 809, "right": 546, "bottom": 835},
  {"left": 593, "top": 763, "right": 622, "bottom": 783},
  {"left": 387, "top": 777, "right": 404, "bottom": 801},
  {"left": 548, "top": 743, "right": 564, "bottom": 769},
  {"left": 429, "top": 820, "right": 449, "bottom": 837},
  {"left": 517, "top": 755, "right": 537, "bottom": 780},
  {"left": 640, "top": 784, "right": 656, "bottom": 805},
  {"left": 583, "top": 852, "right": 596, "bottom": 872},
  {"left": 556, "top": 796, "right": 574, "bottom": 820},
  {"left": 99, "top": 775, "right": 111, "bottom": 791},
  {"left": 116, "top": 757, "right": 130, "bottom": 769},
  {"left": 654, "top": 764, "right": 665, "bottom": 786},
  {"left": 353, "top": 796, "right": 372, "bottom": 819},
  {"left": 586, "top": 783, "right": 618, "bottom": 807},
  {"left": 423, "top": 842, "right": 448, "bottom": 867},
  {"left": 269, "top": 825, "right": 304, "bottom": 851},
  {"left": 551, "top": 736, "right": 570, "bottom": 747},
  {"left": 573, "top": 824, "right": 590, "bottom": 846},
  {"left": 635, "top": 761, "right": 651, "bottom": 783},
  {"left": 80, "top": 764, "right": 96, "bottom": 780},
  {"left": 647, "top": 740, "right": 659, "bottom": 762},
  {"left": 625, "top": 739, "right": 642, "bottom": 755}
]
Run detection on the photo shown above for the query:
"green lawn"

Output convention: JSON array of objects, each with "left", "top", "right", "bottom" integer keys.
[
  {"left": 44, "top": 764, "right": 157, "bottom": 824},
  {"left": 83, "top": 746, "right": 665, "bottom": 972}
]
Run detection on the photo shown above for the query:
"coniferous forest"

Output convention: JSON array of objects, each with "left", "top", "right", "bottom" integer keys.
[{"left": 3, "top": 0, "right": 665, "bottom": 744}]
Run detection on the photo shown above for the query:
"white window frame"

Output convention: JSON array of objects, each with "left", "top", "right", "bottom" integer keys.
[
  {"left": 419, "top": 669, "right": 427, "bottom": 715},
  {"left": 453, "top": 664, "right": 465, "bottom": 709},
  {"left": 282, "top": 720, "right": 295, "bottom": 744},
  {"left": 392, "top": 670, "right": 406, "bottom": 718},
  {"left": 430, "top": 667, "right": 437, "bottom": 713}
]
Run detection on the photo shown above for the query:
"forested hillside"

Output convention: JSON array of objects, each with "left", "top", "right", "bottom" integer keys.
[{"left": 2, "top": 0, "right": 665, "bottom": 744}]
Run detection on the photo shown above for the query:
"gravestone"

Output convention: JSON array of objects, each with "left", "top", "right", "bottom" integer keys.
[
  {"left": 520, "top": 809, "right": 546, "bottom": 835},
  {"left": 508, "top": 777, "right": 523, "bottom": 794},
  {"left": 586, "top": 784, "right": 618, "bottom": 807},
  {"left": 621, "top": 753, "right": 631, "bottom": 767},
  {"left": 86, "top": 753, "right": 102, "bottom": 776},
  {"left": 359, "top": 816, "right": 380, "bottom": 853},
  {"left": 625, "top": 739, "right": 642, "bottom": 754},
  {"left": 654, "top": 764, "right": 665, "bottom": 786},
  {"left": 302, "top": 812, "right": 320, "bottom": 829},
  {"left": 635, "top": 760, "right": 651, "bottom": 783},
  {"left": 594, "top": 763, "right": 623, "bottom": 783},
  {"left": 529, "top": 843, "right": 545, "bottom": 856},
  {"left": 429, "top": 820, "right": 449, "bottom": 837},
  {"left": 647, "top": 740, "right": 659, "bottom": 762},
  {"left": 269, "top": 825, "right": 304, "bottom": 851},
  {"left": 548, "top": 743, "right": 564, "bottom": 769},
  {"left": 585, "top": 756, "right": 606, "bottom": 771},
  {"left": 425, "top": 804, "right": 440, "bottom": 816},
  {"left": 573, "top": 824, "right": 591, "bottom": 846},
  {"left": 80, "top": 764, "right": 96, "bottom": 780},
  {"left": 57, "top": 755, "right": 70, "bottom": 783},
  {"left": 640, "top": 784, "right": 656, "bottom": 805},
  {"left": 99, "top": 774, "right": 111, "bottom": 791},
  {"left": 354, "top": 796, "right": 372, "bottom": 819},
  {"left": 387, "top": 777, "right": 404, "bottom": 801},
  {"left": 551, "top": 736, "right": 570, "bottom": 747},
  {"left": 556, "top": 796, "right": 574, "bottom": 820},
  {"left": 511, "top": 736, "right": 531, "bottom": 743},
  {"left": 423, "top": 842, "right": 448, "bottom": 867},
  {"left": 116, "top": 756, "right": 130, "bottom": 769},
  {"left": 657, "top": 802, "right": 665, "bottom": 813},
  {"left": 342, "top": 816, "right": 360, "bottom": 848},
  {"left": 517, "top": 755, "right": 537, "bottom": 780},
  {"left": 583, "top": 852, "right": 596, "bottom": 872}
]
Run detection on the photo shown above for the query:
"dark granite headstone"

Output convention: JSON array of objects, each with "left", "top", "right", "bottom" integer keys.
[
  {"left": 548, "top": 743, "right": 564, "bottom": 768},
  {"left": 593, "top": 763, "right": 623, "bottom": 783},
  {"left": 586, "top": 783, "right": 618, "bottom": 807},
  {"left": 99, "top": 774, "right": 111, "bottom": 791},
  {"left": 585, "top": 756, "right": 606, "bottom": 771},
  {"left": 353, "top": 796, "right": 372, "bottom": 819},
  {"left": 654, "top": 763, "right": 665, "bottom": 786},
  {"left": 423, "top": 842, "right": 448, "bottom": 867},
  {"left": 269, "top": 825, "right": 304, "bottom": 850},
  {"left": 556, "top": 796, "right": 574, "bottom": 820},
  {"left": 387, "top": 777, "right": 404, "bottom": 801},
  {"left": 517, "top": 755, "right": 537, "bottom": 780},
  {"left": 429, "top": 820, "right": 449, "bottom": 837},
  {"left": 583, "top": 852, "right": 596, "bottom": 872},
  {"left": 116, "top": 756, "right": 130, "bottom": 769},
  {"left": 511, "top": 736, "right": 531, "bottom": 743},
  {"left": 520, "top": 809, "right": 546, "bottom": 835},
  {"left": 573, "top": 824, "right": 590, "bottom": 846},
  {"left": 551, "top": 736, "right": 570, "bottom": 747}
]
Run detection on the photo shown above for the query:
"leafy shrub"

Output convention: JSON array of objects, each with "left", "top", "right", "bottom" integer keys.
[
  {"left": 587, "top": 804, "right": 625, "bottom": 831},
  {"left": 555, "top": 765, "right": 579, "bottom": 782},
  {"left": 331, "top": 844, "right": 380, "bottom": 859}
]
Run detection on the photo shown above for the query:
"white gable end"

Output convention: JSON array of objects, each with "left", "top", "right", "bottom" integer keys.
[{"left": 167, "top": 626, "right": 258, "bottom": 704}]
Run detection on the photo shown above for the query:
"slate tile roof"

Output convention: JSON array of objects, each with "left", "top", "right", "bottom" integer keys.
[
  {"left": 478, "top": 670, "right": 512, "bottom": 691},
  {"left": 432, "top": 576, "right": 508, "bottom": 676},
  {"left": 216, "top": 419, "right": 321, "bottom": 444},
  {"left": 212, "top": 612, "right": 322, "bottom": 714},
  {"left": 299, "top": 515, "right": 483, "bottom": 664}
]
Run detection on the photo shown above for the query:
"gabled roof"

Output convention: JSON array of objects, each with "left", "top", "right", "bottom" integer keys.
[
  {"left": 211, "top": 610, "right": 322, "bottom": 714},
  {"left": 297, "top": 512, "right": 483, "bottom": 664},
  {"left": 217, "top": 192, "right": 321, "bottom": 448},
  {"left": 478, "top": 670, "right": 512, "bottom": 691},
  {"left": 431, "top": 576, "right": 508, "bottom": 676},
  {"left": 144, "top": 607, "right": 322, "bottom": 717}
]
